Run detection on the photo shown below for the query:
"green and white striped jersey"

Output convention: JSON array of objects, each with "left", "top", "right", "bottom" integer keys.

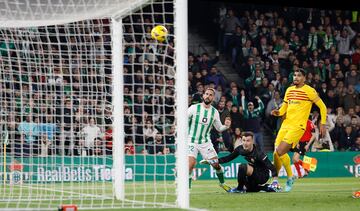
[{"left": 187, "top": 103, "right": 228, "bottom": 144}]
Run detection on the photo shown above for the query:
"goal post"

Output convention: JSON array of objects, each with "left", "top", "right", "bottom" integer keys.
[
  {"left": 111, "top": 17, "right": 125, "bottom": 201},
  {"left": 0, "top": 0, "right": 189, "bottom": 210},
  {"left": 174, "top": 0, "right": 189, "bottom": 208}
]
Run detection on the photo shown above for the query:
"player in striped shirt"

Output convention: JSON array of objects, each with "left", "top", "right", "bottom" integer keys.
[
  {"left": 188, "top": 88, "right": 231, "bottom": 191},
  {"left": 270, "top": 69, "right": 327, "bottom": 192}
]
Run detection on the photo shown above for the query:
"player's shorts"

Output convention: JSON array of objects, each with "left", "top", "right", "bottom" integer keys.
[
  {"left": 292, "top": 142, "right": 307, "bottom": 156},
  {"left": 274, "top": 125, "right": 305, "bottom": 148},
  {"left": 247, "top": 166, "right": 270, "bottom": 192},
  {"left": 188, "top": 141, "right": 218, "bottom": 160}
]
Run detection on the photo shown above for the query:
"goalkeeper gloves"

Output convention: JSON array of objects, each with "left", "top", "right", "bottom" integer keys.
[
  {"left": 199, "top": 159, "right": 218, "bottom": 165},
  {"left": 199, "top": 159, "right": 210, "bottom": 165}
]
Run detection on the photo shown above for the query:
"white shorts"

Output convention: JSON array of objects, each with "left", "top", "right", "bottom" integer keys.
[{"left": 188, "top": 142, "right": 218, "bottom": 160}]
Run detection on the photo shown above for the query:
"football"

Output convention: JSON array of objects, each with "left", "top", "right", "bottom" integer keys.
[{"left": 151, "top": 25, "right": 168, "bottom": 42}]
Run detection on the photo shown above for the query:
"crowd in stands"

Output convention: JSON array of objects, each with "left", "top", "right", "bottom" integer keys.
[
  {"left": 0, "top": 5, "right": 178, "bottom": 156},
  {"left": 188, "top": 5, "right": 360, "bottom": 152},
  {"left": 1, "top": 4, "right": 360, "bottom": 157},
  {"left": 0, "top": 20, "right": 114, "bottom": 157}
]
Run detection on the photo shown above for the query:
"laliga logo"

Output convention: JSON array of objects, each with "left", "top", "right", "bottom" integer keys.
[{"left": 344, "top": 155, "right": 360, "bottom": 177}]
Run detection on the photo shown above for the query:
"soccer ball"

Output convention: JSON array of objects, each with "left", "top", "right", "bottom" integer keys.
[{"left": 151, "top": 25, "right": 168, "bottom": 42}]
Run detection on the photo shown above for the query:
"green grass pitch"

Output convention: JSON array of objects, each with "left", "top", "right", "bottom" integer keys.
[{"left": 0, "top": 177, "right": 359, "bottom": 210}]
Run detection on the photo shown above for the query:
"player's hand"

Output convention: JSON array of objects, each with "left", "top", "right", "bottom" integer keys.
[
  {"left": 304, "top": 144, "right": 310, "bottom": 152},
  {"left": 254, "top": 96, "right": 260, "bottom": 101},
  {"left": 271, "top": 109, "right": 280, "bottom": 116},
  {"left": 199, "top": 159, "right": 210, "bottom": 165},
  {"left": 224, "top": 117, "right": 231, "bottom": 128},
  {"left": 319, "top": 124, "right": 326, "bottom": 138}
]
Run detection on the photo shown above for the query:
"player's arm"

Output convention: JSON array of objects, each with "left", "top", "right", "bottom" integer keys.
[
  {"left": 314, "top": 99, "right": 327, "bottom": 125},
  {"left": 309, "top": 88, "right": 327, "bottom": 136},
  {"left": 305, "top": 131, "right": 316, "bottom": 151},
  {"left": 213, "top": 110, "right": 230, "bottom": 132},
  {"left": 187, "top": 104, "right": 195, "bottom": 119},
  {"left": 259, "top": 152, "right": 278, "bottom": 177},
  {"left": 218, "top": 146, "right": 241, "bottom": 164}
]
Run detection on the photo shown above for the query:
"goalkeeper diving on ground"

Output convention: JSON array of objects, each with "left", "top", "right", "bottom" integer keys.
[{"left": 201, "top": 131, "right": 279, "bottom": 193}]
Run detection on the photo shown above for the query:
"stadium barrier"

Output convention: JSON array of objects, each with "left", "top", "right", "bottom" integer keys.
[{"left": 0, "top": 152, "right": 359, "bottom": 183}]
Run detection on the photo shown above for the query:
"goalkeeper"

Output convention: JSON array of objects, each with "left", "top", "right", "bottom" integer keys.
[{"left": 201, "top": 131, "right": 278, "bottom": 193}]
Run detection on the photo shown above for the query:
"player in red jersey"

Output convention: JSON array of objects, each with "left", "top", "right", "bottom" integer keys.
[{"left": 292, "top": 119, "right": 316, "bottom": 178}]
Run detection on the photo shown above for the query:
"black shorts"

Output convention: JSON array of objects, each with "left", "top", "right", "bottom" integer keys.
[
  {"left": 246, "top": 167, "right": 269, "bottom": 192},
  {"left": 292, "top": 142, "right": 307, "bottom": 156}
]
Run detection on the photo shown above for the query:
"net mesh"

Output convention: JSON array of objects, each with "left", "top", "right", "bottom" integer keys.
[{"left": 0, "top": 0, "right": 179, "bottom": 210}]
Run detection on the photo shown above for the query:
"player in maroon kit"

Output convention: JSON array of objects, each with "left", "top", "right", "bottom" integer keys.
[{"left": 292, "top": 119, "right": 316, "bottom": 178}]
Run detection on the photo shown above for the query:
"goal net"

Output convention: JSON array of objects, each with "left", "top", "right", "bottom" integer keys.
[{"left": 0, "top": 0, "right": 188, "bottom": 210}]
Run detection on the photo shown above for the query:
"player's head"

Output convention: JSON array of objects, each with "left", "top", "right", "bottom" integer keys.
[
  {"left": 293, "top": 68, "right": 306, "bottom": 86},
  {"left": 203, "top": 88, "right": 215, "bottom": 105},
  {"left": 241, "top": 131, "right": 254, "bottom": 151}
]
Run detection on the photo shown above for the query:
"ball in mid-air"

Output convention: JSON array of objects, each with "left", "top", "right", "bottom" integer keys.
[{"left": 151, "top": 25, "right": 168, "bottom": 42}]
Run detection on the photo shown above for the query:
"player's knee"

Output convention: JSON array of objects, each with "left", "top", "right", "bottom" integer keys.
[
  {"left": 189, "top": 157, "right": 196, "bottom": 168},
  {"left": 238, "top": 164, "right": 247, "bottom": 177},
  {"left": 275, "top": 148, "right": 285, "bottom": 157},
  {"left": 211, "top": 162, "right": 221, "bottom": 170}
]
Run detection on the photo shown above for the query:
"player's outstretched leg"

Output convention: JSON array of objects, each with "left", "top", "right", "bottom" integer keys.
[{"left": 210, "top": 159, "right": 231, "bottom": 192}]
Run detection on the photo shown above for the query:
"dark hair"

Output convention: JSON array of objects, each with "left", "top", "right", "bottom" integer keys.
[
  {"left": 241, "top": 131, "right": 254, "bottom": 138},
  {"left": 295, "top": 68, "right": 306, "bottom": 76}
]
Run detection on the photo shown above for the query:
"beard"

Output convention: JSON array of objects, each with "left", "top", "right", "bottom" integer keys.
[{"left": 204, "top": 99, "right": 211, "bottom": 105}]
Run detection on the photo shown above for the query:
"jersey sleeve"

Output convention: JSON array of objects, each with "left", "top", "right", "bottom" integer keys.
[
  {"left": 219, "top": 147, "right": 241, "bottom": 164},
  {"left": 307, "top": 87, "right": 319, "bottom": 102},
  {"left": 187, "top": 104, "right": 195, "bottom": 119},
  {"left": 283, "top": 88, "right": 289, "bottom": 103},
  {"left": 259, "top": 152, "right": 278, "bottom": 177},
  {"left": 213, "top": 109, "right": 228, "bottom": 132},
  {"left": 278, "top": 88, "right": 289, "bottom": 116}
]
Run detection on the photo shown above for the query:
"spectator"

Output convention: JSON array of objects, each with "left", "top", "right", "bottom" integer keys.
[
  {"left": 220, "top": 9, "right": 241, "bottom": 56},
  {"left": 198, "top": 53, "right": 219, "bottom": 71},
  {"left": 232, "top": 127, "right": 243, "bottom": 148},
  {"left": 350, "top": 136, "right": 360, "bottom": 151},
  {"left": 81, "top": 118, "right": 101, "bottom": 156},
  {"left": 340, "top": 86, "right": 360, "bottom": 112},
  {"left": 143, "top": 119, "right": 158, "bottom": 145},
  {"left": 206, "top": 66, "right": 226, "bottom": 90},
  {"left": 226, "top": 86, "right": 241, "bottom": 107},
  {"left": 218, "top": 100, "right": 232, "bottom": 151},
  {"left": 339, "top": 125, "right": 357, "bottom": 151},
  {"left": 18, "top": 116, "right": 39, "bottom": 156},
  {"left": 311, "top": 114, "right": 335, "bottom": 152},
  {"left": 230, "top": 105, "right": 242, "bottom": 130},
  {"left": 105, "top": 126, "right": 113, "bottom": 155},
  {"left": 165, "top": 125, "right": 175, "bottom": 152},
  {"left": 241, "top": 91, "right": 264, "bottom": 151},
  {"left": 335, "top": 20, "right": 356, "bottom": 57},
  {"left": 345, "top": 67, "right": 360, "bottom": 87},
  {"left": 124, "top": 137, "right": 135, "bottom": 155},
  {"left": 265, "top": 90, "right": 282, "bottom": 134},
  {"left": 307, "top": 26, "right": 322, "bottom": 51}
]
